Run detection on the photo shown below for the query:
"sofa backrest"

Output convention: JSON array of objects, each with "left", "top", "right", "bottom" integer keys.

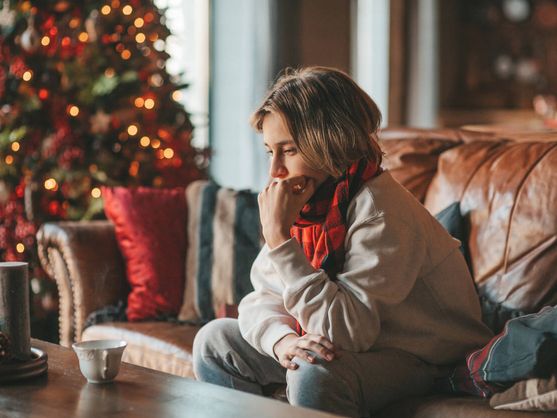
[
  {"left": 183, "top": 128, "right": 557, "bottom": 331},
  {"left": 424, "top": 137, "right": 557, "bottom": 320},
  {"left": 379, "top": 127, "right": 462, "bottom": 203}
]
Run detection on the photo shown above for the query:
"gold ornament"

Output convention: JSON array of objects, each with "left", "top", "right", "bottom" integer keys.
[{"left": 53, "top": 1, "right": 71, "bottom": 13}]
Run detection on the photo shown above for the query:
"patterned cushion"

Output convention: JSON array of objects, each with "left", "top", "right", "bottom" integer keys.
[{"left": 178, "top": 181, "right": 260, "bottom": 323}]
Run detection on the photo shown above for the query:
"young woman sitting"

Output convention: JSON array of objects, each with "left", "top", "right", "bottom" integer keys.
[{"left": 192, "top": 66, "right": 492, "bottom": 418}]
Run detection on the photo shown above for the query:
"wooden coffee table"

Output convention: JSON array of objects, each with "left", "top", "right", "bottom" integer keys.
[{"left": 0, "top": 339, "right": 341, "bottom": 418}]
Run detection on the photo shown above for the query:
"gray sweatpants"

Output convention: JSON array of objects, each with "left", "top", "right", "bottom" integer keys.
[{"left": 192, "top": 318, "right": 443, "bottom": 418}]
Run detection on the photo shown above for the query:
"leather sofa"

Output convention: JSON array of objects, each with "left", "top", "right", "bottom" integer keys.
[{"left": 37, "top": 127, "right": 557, "bottom": 417}]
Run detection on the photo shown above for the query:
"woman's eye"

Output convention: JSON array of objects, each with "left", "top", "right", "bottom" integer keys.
[
  {"left": 283, "top": 148, "right": 297, "bottom": 155},
  {"left": 265, "top": 149, "right": 273, "bottom": 156}
]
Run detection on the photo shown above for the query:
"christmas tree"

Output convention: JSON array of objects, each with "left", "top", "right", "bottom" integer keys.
[{"left": 0, "top": 0, "right": 207, "bottom": 341}]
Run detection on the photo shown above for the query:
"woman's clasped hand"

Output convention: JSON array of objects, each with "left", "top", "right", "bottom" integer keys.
[{"left": 273, "top": 332, "right": 337, "bottom": 370}]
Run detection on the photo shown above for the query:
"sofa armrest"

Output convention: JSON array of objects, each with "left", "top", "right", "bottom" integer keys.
[{"left": 37, "top": 221, "right": 128, "bottom": 347}]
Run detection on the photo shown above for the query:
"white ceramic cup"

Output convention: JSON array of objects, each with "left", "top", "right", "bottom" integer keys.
[{"left": 72, "top": 339, "right": 127, "bottom": 384}]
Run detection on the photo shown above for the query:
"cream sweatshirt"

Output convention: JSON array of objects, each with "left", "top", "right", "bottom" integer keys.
[{"left": 238, "top": 171, "right": 493, "bottom": 365}]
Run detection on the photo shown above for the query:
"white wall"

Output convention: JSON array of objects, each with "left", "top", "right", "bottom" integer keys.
[
  {"left": 209, "top": 0, "right": 275, "bottom": 191},
  {"left": 352, "top": 0, "right": 390, "bottom": 125},
  {"left": 155, "top": 0, "right": 209, "bottom": 148}
]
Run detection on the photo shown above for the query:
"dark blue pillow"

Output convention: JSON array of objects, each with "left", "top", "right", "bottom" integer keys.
[{"left": 434, "top": 201, "right": 470, "bottom": 267}]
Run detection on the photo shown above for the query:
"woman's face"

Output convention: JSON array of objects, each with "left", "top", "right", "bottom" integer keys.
[{"left": 262, "top": 111, "right": 328, "bottom": 187}]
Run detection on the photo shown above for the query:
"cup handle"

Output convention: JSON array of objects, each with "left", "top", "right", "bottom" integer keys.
[{"left": 102, "top": 350, "right": 109, "bottom": 380}]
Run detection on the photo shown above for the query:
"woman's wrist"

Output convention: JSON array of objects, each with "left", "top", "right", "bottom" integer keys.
[
  {"left": 273, "top": 333, "right": 298, "bottom": 358},
  {"left": 266, "top": 230, "right": 291, "bottom": 249}
]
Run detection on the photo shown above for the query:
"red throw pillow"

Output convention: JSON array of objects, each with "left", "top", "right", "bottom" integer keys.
[{"left": 102, "top": 186, "right": 187, "bottom": 321}]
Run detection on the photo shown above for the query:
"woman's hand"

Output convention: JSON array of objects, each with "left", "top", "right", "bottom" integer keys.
[
  {"left": 273, "top": 333, "right": 336, "bottom": 370},
  {"left": 258, "top": 176, "right": 315, "bottom": 249}
]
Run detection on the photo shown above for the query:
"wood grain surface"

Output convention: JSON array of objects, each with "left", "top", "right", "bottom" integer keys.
[{"left": 0, "top": 339, "right": 340, "bottom": 418}]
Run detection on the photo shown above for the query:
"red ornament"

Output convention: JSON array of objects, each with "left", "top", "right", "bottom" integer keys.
[
  {"left": 43, "top": 16, "right": 56, "bottom": 30},
  {"left": 48, "top": 201, "right": 60, "bottom": 216},
  {"left": 38, "top": 89, "right": 49, "bottom": 100},
  {"left": 9, "top": 57, "right": 27, "bottom": 77},
  {"left": 15, "top": 185, "right": 24, "bottom": 198}
]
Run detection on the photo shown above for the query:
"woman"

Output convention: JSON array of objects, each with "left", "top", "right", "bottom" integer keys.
[{"left": 192, "top": 67, "right": 492, "bottom": 417}]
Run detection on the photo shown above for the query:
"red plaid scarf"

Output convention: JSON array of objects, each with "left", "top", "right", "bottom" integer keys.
[{"left": 290, "top": 159, "right": 381, "bottom": 335}]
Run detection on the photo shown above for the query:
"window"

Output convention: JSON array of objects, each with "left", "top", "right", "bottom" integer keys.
[{"left": 155, "top": 0, "right": 209, "bottom": 148}]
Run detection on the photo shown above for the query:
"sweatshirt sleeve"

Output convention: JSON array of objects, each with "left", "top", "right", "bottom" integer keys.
[
  {"left": 238, "top": 247, "right": 298, "bottom": 358},
  {"left": 268, "top": 214, "right": 426, "bottom": 352}
]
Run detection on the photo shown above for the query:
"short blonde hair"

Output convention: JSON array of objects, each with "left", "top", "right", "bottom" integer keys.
[{"left": 251, "top": 66, "right": 383, "bottom": 177}]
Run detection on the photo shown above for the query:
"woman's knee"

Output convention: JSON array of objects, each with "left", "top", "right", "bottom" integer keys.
[
  {"left": 193, "top": 318, "right": 239, "bottom": 355},
  {"left": 192, "top": 318, "right": 240, "bottom": 377},
  {"left": 286, "top": 359, "right": 345, "bottom": 405},
  {"left": 286, "top": 359, "right": 359, "bottom": 416}
]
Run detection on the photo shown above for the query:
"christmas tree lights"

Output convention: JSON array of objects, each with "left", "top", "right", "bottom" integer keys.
[{"left": 0, "top": 0, "right": 207, "bottom": 341}]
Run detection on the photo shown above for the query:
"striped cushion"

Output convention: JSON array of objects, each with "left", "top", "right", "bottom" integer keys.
[{"left": 178, "top": 181, "right": 261, "bottom": 322}]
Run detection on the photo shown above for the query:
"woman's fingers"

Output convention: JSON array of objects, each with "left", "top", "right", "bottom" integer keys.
[
  {"left": 279, "top": 353, "right": 299, "bottom": 370},
  {"left": 277, "top": 334, "right": 338, "bottom": 370},
  {"left": 293, "top": 347, "right": 315, "bottom": 363},
  {"left": 297, "top": 335, "right": 335, "bottom": 360},
  {"left": 280, "top": 358, "right": 298, "bottom": 370},
  {"left": 286, "top": 176, "right": 306, "bottom": 194},
  {"left": 308, "top": 334, "right": 335, "bottom": 351}
]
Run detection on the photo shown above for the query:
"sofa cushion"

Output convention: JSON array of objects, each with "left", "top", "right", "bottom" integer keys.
[
  {"left": 102, "top": 187, "right": 187, "bottom": 321},
  {"left": 379, "top": 128, "right": 462, "bottom": 202},
  {"left": 423, "top": 140, "right": 506, "bottom": 216},
  {"left": 490, "top": 375, "right": 557, "bottom": 412},
  {"left": 424, "top": 140, "right": 557, "bottom": 324},
  {"left": 81, "top": 321, "right": 200, "bottom": 379},
  {"left": 439, "top": 305, "right": 557, "bottom": 399},
  {"left": 178, "top": 181, "right": 260, "bottom": 323}
]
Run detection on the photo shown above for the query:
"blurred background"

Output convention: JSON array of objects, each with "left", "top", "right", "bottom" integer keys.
[{"left": 163, "top": 0, "right": 557, "bottom": 190}]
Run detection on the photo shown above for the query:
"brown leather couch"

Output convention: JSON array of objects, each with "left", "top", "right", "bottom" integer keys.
[{"left": 37, "top": 127, "right": 557, "bottom": 417}]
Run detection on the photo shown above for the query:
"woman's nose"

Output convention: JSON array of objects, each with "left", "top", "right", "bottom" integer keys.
[{"left": 269, "top": 155, "right": 287, "bottom": 179}]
